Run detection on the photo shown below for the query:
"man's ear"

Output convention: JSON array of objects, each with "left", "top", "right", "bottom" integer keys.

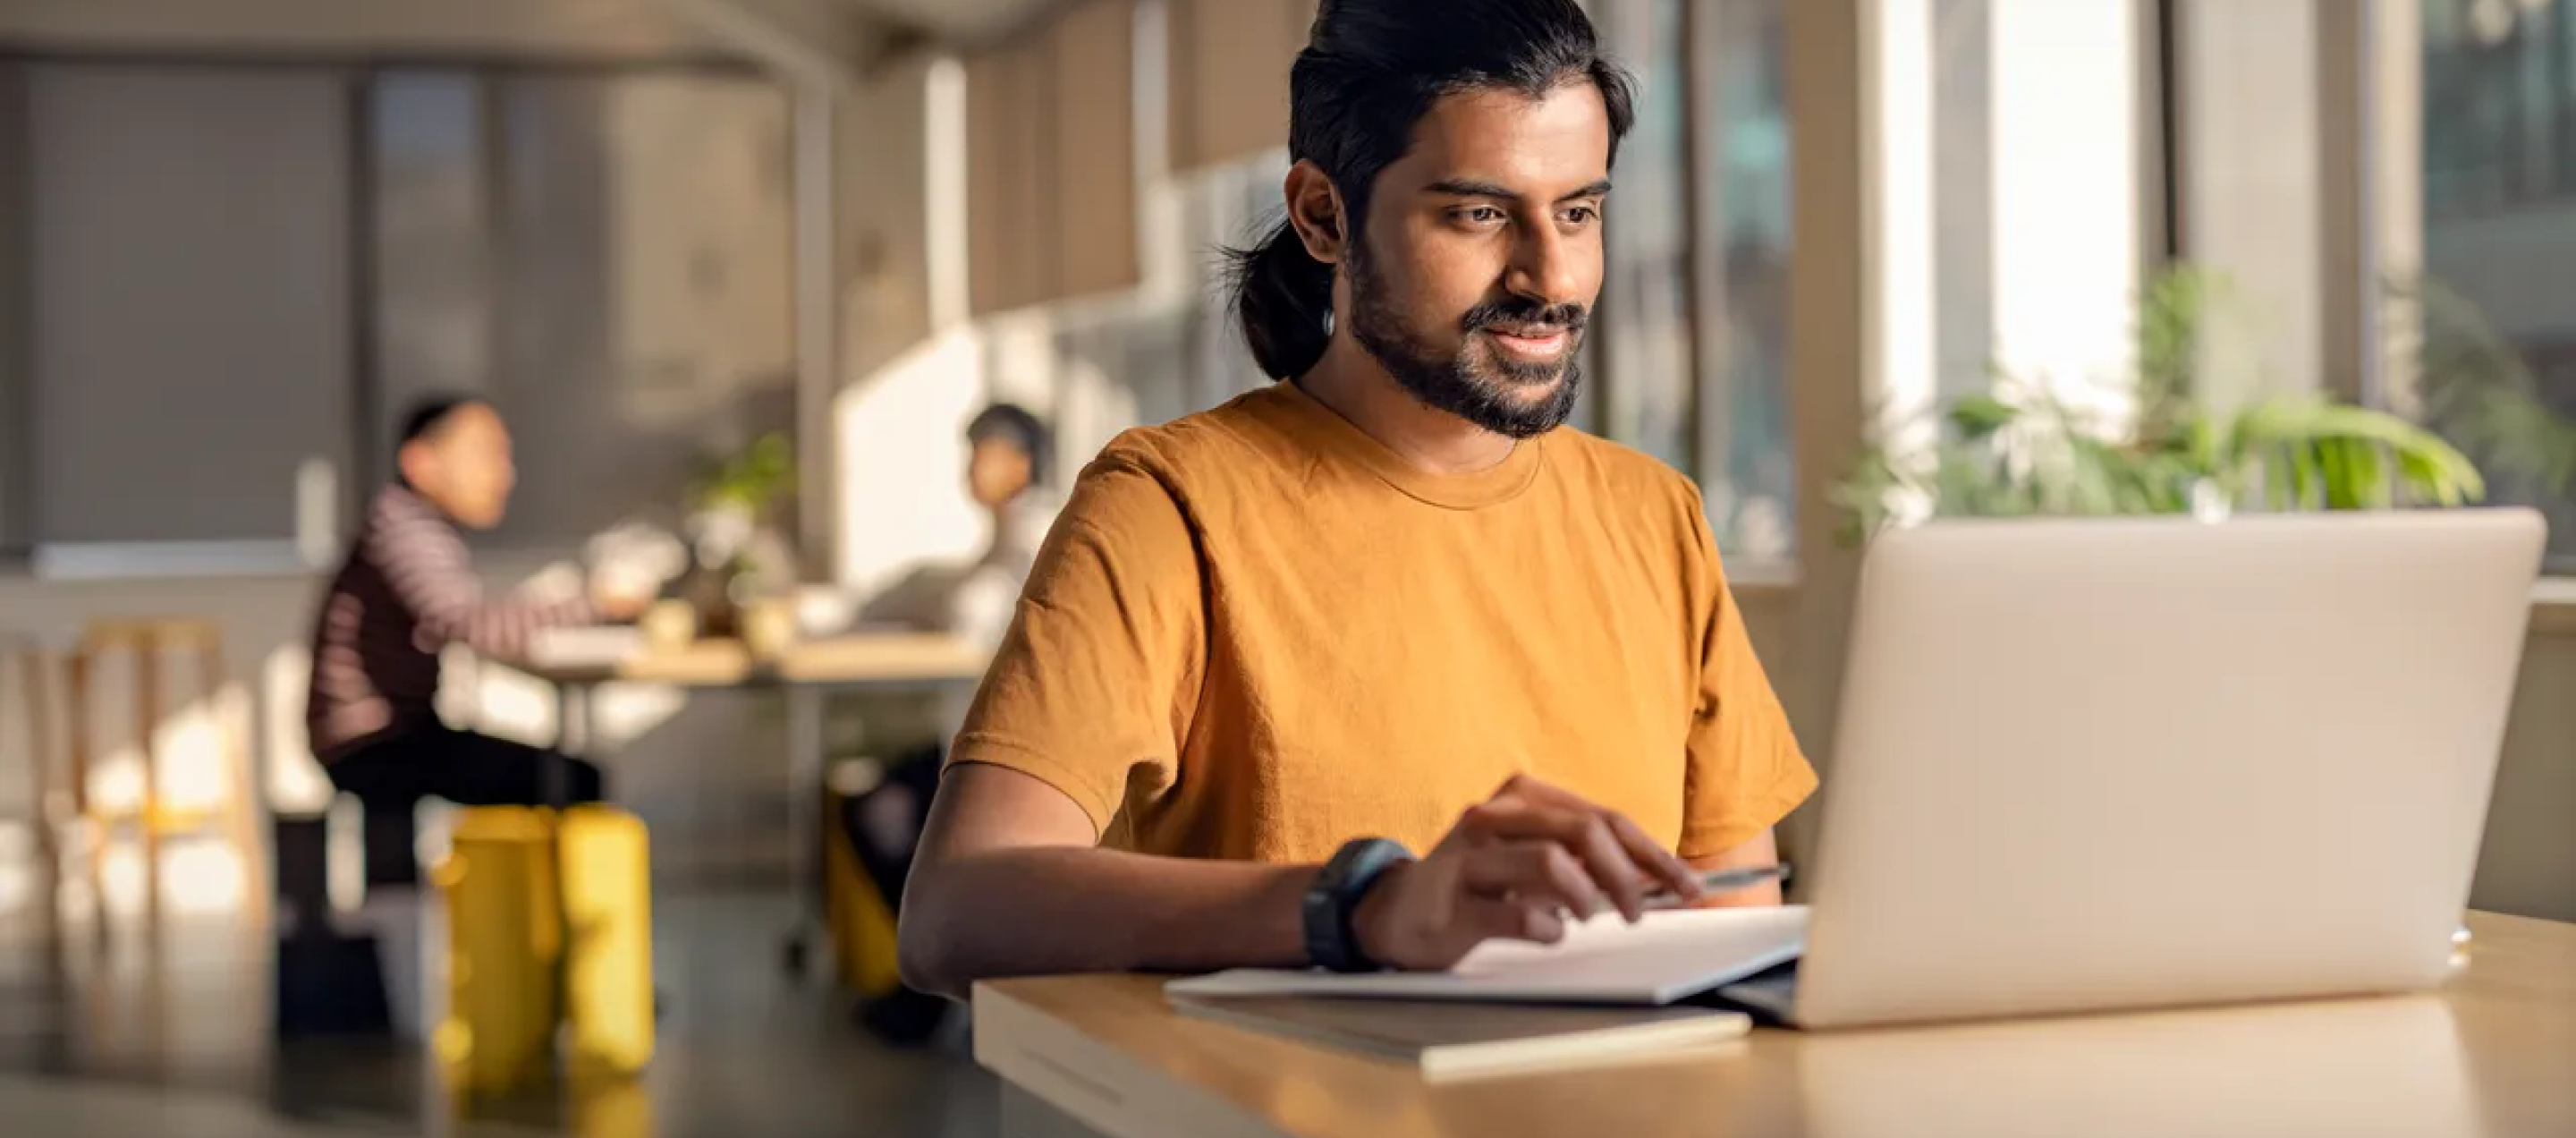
[
  {"left": 1282, "top": 160, "right": 1350, "bottom": 266},
  {"left": 395, "top": 441, "right": 434, "bottom": 490}
]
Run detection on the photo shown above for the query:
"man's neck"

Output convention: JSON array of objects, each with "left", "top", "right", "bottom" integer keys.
[
  {"left": 390, "top": 481, "right": 464, "bottom": 529},
  {"left": 1293, "top": 337, "right": 1516, "bottom": 476}
]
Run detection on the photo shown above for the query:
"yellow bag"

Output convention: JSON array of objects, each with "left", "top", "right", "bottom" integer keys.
[
  {"left": 431, "top": 808, "right": 563, "bottom": 1094},
  {"left": 431, "top": 804, "right": 657, "bottom": 1092},
  {"left": 558, "top": 805, "right": 656, "bottom": 1076},
  {"left": 824, "top": 785, "right": 902, "bottom": 997}
]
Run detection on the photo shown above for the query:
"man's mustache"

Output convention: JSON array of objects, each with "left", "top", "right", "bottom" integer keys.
[{"left": 1462, "top": 299, "right": 1590, "bottom": 335}]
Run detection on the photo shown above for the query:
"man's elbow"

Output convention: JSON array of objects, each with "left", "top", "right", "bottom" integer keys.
[{"left": 894, "top": 875, "right": 971, "bottom": 1001}]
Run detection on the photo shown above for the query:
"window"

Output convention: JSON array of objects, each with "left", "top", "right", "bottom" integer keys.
[
  {"left": 1597, "top": 0, "right": 1696, "bottom": 474},
  {"left": 21, "top": 65, "right": 354, "bottom": 555},
  {"left": 1698, "top": 0, "right": 1797, "bottom": 561},
  {"left": 1592, "top": 0, "right": 1799, "bottom": 562},
  {"left": 2415, "top": 0, "right": 2576, "bottom": 570},
  {"left": 364, "top": 71, "right": 794, "bottom": 552}
]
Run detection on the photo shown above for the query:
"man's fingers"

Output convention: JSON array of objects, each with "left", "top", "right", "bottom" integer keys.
[
  {"left": 1460, "top": 841, "right": 1606, "bottom": 919},
  {"left": 1461, "top": 799, "right": 1657, "bottom": 919},
  {"left": 1458, "top": 895, "right": 1568, "bottom": 948},
  {"left": 1602, "top": 811, "right": 1700, "bottom": 902}
]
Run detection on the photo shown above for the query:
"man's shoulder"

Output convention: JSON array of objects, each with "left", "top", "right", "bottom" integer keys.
[
  {"left": 1038, "top": 387, "right": 1318, "bottom": 560},
  {"left": 1082, "top": 386, "right": 1309, "bottom": 492}
]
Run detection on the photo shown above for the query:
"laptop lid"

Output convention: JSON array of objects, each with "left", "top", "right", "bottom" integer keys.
[{"left": 1791, "top": 510, "right": 2542, "bottom": 1030}]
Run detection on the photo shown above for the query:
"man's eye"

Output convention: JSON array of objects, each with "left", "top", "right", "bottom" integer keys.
[
  {"left": 1456, "top": 206, "right": 1506, "bottom": 225},
  {"left": 1561, "top": 204, "right": 1601, "bottom": 226}
]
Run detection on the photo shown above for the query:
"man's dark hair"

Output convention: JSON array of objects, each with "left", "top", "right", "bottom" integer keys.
[
  {"left": 396, "top": 394, "right": 493, "bottom": 449},
  {"left": 967, "top": 403, "right": 1055, "bottom": 488},
  {"left": 1224, "top": 0, "right": 1636, "bottom": 381}
]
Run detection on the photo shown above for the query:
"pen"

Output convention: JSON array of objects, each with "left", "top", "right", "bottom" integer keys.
[{"left": 1641, "top": 862, "right": 1792, "bottom": 911}]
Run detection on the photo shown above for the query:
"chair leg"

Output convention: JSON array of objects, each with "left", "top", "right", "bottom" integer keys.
[
  {"left": 137, "top": 642, "right": 163, "bottom": 930},
  {"left": 199, "top": 639, "right": 262, "bottom": 928},
  {"left": 21, "top": 650, "right": 59, "bottom": 922},
  {"left": 65, "top": 649, "right": 102, "bottom": 938}
]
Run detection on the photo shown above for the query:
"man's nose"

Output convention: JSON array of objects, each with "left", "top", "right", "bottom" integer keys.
[{"left": 1504, "top": 221, "right": 1583, "bottom": 308}]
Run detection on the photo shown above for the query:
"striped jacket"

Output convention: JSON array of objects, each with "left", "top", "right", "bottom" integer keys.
[{"left": 305, "top": 485, "right": 593, "bottom": 760}]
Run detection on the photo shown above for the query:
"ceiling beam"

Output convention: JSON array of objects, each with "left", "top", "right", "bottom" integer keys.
[{"left": 639, "top": 0, "right": 894, "bottom": 89}]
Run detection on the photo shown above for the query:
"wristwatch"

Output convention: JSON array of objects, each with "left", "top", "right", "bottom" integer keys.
[{"left": 1303, "top": 837, "right": 1413, "bottom": 972}]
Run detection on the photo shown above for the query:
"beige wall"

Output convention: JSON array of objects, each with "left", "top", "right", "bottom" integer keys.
[
  {"left": 963, "top": 0, "right": 1141, "bottom": 318},
  {"left": 829, "top": 55, "right": 994, "bottom": 598},
  {"left": 1163, "top": 0, "right": 1313, "bottom": 175},
  {"left": 2475, "top": 633, "right": 2576, "bottom": 921}
]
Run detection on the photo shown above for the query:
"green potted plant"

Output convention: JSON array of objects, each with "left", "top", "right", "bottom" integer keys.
[
  {"left": 1835, "top": 265, "right": 2576, "bottom": 540},
  {"left": 675, "top": 431, "right": 799, "bottom": 638}
]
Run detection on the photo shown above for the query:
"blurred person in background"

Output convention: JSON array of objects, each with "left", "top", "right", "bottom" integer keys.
[
  {"left": 950, "top": 402, "right": 1063, "bottom": 646},
  {"left": 305, "top": 395, "right": 648, "bottom": 814},
  {"left": 899, "top": 0, "right": 1812, "bottom": 998},
  {"left": 842, "top": 402, "right": 1059, "bottom": 1044},
  {"left": 855, "top": 402, "right": 1061, "bottom": 647}
]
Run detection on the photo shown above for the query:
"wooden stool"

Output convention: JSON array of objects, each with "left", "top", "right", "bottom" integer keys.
[
  {"left": 65, "top": 617, "right": 261, "bottom": 930},
  {"left": 2, "top": 633, "right": 62, "bottom": 923}
]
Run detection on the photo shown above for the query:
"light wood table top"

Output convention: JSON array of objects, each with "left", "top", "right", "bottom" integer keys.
[
  {"left": 509, "top": 631, "right": 990, "bottom": 688},
  {"left": 973, "top": 911, "right": 2576, "bottom": 1138}
]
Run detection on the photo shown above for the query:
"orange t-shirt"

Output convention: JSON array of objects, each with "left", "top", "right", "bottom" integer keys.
[{"left": 951, "top": 381, "right": 1816, "bottom": 864}]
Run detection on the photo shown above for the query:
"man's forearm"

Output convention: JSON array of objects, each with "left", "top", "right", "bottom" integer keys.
[{"left": 899, "top": 846, "right": 1318, "bottom": 999}]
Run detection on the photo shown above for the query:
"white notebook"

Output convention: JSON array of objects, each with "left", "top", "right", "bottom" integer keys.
[{"left": 1166, "top": 904, "right": 1808, "bottom": 1006}]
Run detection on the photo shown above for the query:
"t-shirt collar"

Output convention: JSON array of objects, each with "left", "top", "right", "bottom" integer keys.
[{"left": 1271, "top": 380, "right": 1546, "bottom": 511}]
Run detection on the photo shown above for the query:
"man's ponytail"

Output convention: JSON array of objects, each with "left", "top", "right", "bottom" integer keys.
[{"left": 1224, "top": 217, "right": 1337, "bottom": 381}]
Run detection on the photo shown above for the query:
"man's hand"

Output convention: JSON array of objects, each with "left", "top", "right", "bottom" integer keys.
[
  {"left": 589, "top": 582, "right": 653, "bottom": 623},
  {"left": 1349, "top": 774, "right": 1703, "bottom": 972}
]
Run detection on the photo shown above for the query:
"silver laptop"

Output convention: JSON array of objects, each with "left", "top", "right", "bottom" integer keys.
[{"left": 1725, "top": 510, "right": 2543, "bottom": 1029}]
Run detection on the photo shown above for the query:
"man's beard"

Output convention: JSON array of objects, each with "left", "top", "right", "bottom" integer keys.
[{"left": 1343, "top": 247, "right": 1588, "bottom": 440}]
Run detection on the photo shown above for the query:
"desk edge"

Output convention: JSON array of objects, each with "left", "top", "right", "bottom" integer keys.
[{"left": 974, "top": 982, "right": 1293, "bottom": 1138}]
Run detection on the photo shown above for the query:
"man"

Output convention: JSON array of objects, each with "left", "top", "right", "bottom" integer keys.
[
  {"left": 898, "top": 0, "right": 1814, "bottom": 997},
  {"left": 308, "top": 395, "right": 646, "bottom": 811}
]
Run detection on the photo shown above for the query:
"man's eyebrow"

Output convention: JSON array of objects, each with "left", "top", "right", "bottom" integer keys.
[{"left": 1422, "top": 177, "right": 1615, "bottom": 202}]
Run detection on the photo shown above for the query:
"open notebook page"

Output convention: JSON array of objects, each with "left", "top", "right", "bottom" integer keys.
[{"left": 1166, "top": 904, "right": 1808, "bottom": 1006}]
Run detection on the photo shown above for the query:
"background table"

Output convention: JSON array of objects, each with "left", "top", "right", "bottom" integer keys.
[
  {"left": 973, "top": 910, "right": 2576, "bottom": 1138},
  {"left": 513, "top": 631, "right": 990, "bottom": 973}
]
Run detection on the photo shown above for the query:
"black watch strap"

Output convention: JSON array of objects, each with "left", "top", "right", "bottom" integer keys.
[{"left": 1303, "top": 837, "right": 1412, "bottom": 972}]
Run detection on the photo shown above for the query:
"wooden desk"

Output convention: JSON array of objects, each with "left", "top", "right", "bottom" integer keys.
[
  {"left": 973, "top": 911, "right": 2576, "bottom": 1138},
  {"left": 513, "top": 631, "right": 991, "bottom": 688},
  {"left": 509, "top": 631, "right": 989, "bottom": 973}
]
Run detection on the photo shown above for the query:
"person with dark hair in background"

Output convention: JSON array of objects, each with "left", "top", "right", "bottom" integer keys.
[
  {"left": 852, "top": 401, "right": 1062, "bottom": 646},
  {"left": 898, "top": 0, "right": 1813, "bottom": 998},
  {"left": 954, "top": 402, "right": 1060, "bottom": 641},
  {"left": 840, "top": 401, "right": 1061, "bottom": 1044},
  {"left": 306, "top": 395, "right": 648, "bottom": 814}
]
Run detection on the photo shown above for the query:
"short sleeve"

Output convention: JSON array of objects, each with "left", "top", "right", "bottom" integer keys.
[
  {"left": 1678, "top": 501, "right": 1818, "bottom": 861},
  {"left": 947, "top": 450, "right": 1206, "bottom": 838}
]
